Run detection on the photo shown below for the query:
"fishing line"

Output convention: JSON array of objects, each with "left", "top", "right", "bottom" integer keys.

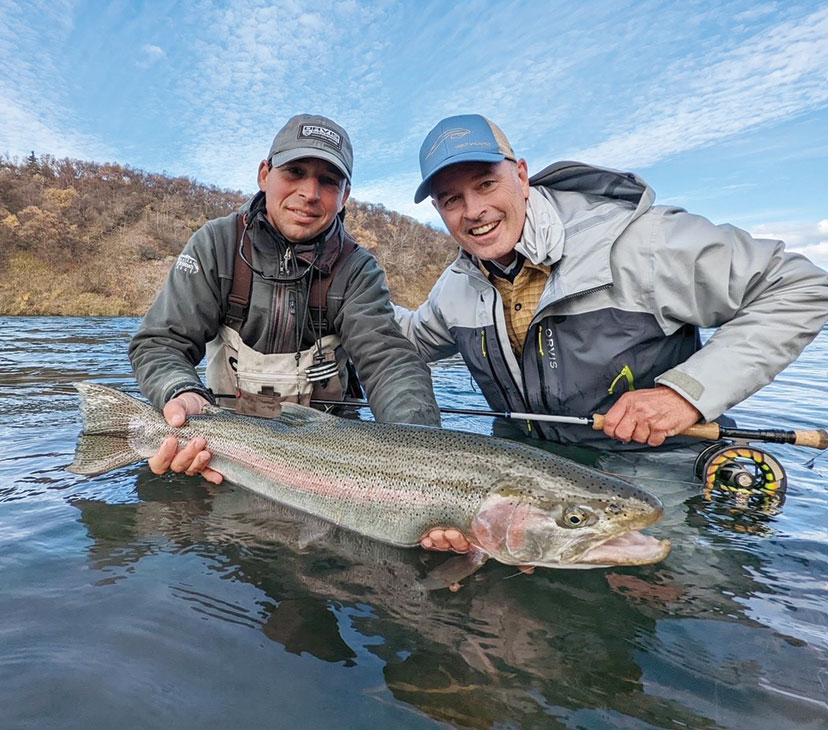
[
  {"left": 503, "top": 570, "right": 526, "bottom": 580},
  {"left": 803, "top": 448, "right": 828, "bottom": 470},
  {"left": 502, "top": 567, "right": 536, "bottom": 580},
  {"left": 596, "top": 474, "right": 704, "bottom": 488}
]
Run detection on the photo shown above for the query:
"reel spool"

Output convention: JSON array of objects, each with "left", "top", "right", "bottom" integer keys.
[{"left": 694, "top": 441, "right": 787, "bottom": 510}]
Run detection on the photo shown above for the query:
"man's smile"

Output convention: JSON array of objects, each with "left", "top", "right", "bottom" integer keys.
[
  {"left": 287, "top": 208, "right": 320, "bottom": 221},
  {"left": 469, "top": 220, "right": 500, "bottom": 236}
]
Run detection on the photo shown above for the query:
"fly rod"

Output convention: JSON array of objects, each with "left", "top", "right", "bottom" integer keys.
[{"left": 310, "top": 399, "right": 828, "bottom": 450}]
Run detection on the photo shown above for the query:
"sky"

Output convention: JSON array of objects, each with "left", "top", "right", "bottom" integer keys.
[{"left": 1, "top": 0, "right": 827, "bottom": 268}]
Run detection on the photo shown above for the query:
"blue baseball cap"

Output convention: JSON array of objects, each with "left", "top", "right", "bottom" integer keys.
[{"left": 414, "top": 114, "right": 516, "bottom": 203}]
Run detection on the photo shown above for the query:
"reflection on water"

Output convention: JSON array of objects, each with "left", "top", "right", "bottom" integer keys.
[{"left": 1, "top": 317, "right": 827, "bottom": 729}]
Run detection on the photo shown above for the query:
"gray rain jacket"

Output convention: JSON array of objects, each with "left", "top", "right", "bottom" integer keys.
[
  {"left": 396, "top": 161, "right": 828, "bottom": 447},
  {"left": 130, "top": 200, "right": 441, "bottom": 426}
]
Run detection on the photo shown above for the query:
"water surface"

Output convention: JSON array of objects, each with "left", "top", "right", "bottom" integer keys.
[{"left": 1, "top": 317, "right": 827, "bottom": 729}]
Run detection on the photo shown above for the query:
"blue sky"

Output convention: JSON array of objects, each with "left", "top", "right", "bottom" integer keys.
[{"left": 2, "top": 0, "right": 826, "bottom": 268}]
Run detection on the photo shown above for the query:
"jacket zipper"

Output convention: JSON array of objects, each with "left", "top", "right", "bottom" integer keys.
[
  {"left": 526, "top": 283, "right": 613, "bottom": 436},
  {"left": 528, "top": 322, "right": 555, "bottom": 437},
  {"left": 486, "top": 296, "right": 530, "bottom": 424},
  {"left": 555, "top": 283, "right": 613, "bottom": 305},
  {"left": 269, "top": 285, "right": 296, "bottom": 353},
  {"left": 480, "top": 328, "right": 511, "bottom": 410}
]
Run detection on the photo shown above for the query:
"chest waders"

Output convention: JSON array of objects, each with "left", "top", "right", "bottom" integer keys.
[{"left": 205, "top": 213, "right": 365, "bottom": 418}]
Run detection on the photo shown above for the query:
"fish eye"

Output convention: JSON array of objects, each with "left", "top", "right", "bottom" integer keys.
[{"left": 561, "top": 506, "right": 594, "bottom": 529}]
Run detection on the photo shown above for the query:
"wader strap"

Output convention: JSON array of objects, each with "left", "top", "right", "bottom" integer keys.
[
  {"left": 222, "top": 220, "right": 367, "bottom": 399},
  {"left": 307, "top": 234, "right": 361, "bottom": 331},
  {"left": 308, "top": 233, "right": 370, "bottom": 399},
  {"left": 225, "top": 213, "right": 253, "bottom": 331}
]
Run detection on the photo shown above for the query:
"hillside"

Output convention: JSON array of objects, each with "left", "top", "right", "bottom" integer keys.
[{"left": 0, "top": 154, "right": 456, "bottom": 316}]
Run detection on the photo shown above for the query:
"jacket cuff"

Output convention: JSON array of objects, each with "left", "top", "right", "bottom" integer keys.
[
  {"left": 397, "top": 406, "right": 442, "bottom": 427},
  {"left": 164, "top": 381, "right": 216, "bottom": 406},
  {"left": 654, "top": 369, "right": 713, "bottom": 422}
]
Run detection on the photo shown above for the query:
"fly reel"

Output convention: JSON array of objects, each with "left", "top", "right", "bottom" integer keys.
[{"left": 694, "top": 441, "right": 787, "bottom": 510}]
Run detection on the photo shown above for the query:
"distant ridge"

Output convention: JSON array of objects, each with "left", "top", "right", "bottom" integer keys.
[{"left": 0, "top": 154, "right": 455, "bottom": 316}]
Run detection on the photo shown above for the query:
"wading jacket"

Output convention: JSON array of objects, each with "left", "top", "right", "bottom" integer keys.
[
  {"left": 396, "top": 162, "right": 828, "bottom": 448},
  {"left": 130, "top": 198, "right": 441, "bottom": 426}
]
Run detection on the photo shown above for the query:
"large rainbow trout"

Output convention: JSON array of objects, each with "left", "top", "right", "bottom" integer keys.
[{"left": 68, "top": 383, "right": 669, "bottom": 581}]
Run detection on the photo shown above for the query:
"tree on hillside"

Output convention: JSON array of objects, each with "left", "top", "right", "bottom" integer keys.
[{"left": 0, "top": 155, "right": 455, "bottom": 314}]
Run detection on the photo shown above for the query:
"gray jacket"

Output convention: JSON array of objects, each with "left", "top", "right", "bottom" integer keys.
[
  {"left": 396, "top": 161, "right": 828, "bottom": 447},
  {"left": 130, "top": 203, "right": 441, "bottom": 426}
]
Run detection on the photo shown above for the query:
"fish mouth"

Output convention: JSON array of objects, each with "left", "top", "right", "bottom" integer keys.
[
  {"left": 569, "top": 531, "right": 671, "bottom": 567},
  {"left": 560, "top": 499, "right": 668, "bottom": 567}
]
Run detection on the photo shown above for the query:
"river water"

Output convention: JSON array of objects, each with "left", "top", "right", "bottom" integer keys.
[{"left": 1, "top": 316, "right": 826, "bottom": 730}]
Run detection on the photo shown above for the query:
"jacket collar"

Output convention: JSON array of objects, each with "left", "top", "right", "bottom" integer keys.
[
  {"left": 447, "top": 191, "right": 567, "bottom": 285},
  {"left": 450, "top": 161, "right": 654, "bottom": 304},
  {"left": 514, "top": 187, "right": 565, "bottom": 266},
  {"left": 293, "top": 215, "right": 345, "bottom": 275},
  {"left": 241, "top": 191, "right": 346, "bottom": 275}
]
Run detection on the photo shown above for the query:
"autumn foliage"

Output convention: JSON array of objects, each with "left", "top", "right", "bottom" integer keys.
[{"left": 0, "top": 154, "right": 455, "bottom": 315}]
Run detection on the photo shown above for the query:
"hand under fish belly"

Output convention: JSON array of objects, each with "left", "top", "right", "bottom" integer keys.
[{"left": 68, "top": 383, "right": 670, "bottom": 588}]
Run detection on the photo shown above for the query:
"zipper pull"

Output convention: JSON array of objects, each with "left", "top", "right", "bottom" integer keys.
[{"left": 280, "top": 247, "right": 293, "bottom": 274}]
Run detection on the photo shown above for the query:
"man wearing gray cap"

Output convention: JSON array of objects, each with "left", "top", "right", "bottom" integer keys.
[
  {"left": 396, "top": 113, "right": 828, "bottom": 552},
  {"left": 130, "top": 114, "right": 441, "bottom": 483}
]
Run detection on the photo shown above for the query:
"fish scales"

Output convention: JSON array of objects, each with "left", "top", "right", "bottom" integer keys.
[
  {"left": 132, "top": 409, "right": 547, "bottom": 545},
  {"left": 68, "top": 383, "right": 670, "bottom": 571}
]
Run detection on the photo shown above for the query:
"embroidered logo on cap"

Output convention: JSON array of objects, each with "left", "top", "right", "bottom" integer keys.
[
  {"left": 299, "top": 125, "right": 342, "bottom": 150},
  {"left": 425, "top": 128, "right": 471, "bottom": 159}
]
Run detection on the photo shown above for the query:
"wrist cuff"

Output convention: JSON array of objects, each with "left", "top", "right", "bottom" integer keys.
[{"left": 165, "top": 382, "right": 216, "bottom": 406}]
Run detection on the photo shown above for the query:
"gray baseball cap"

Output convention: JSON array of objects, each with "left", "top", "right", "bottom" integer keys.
[{"left": 267, "top": 114, "right": 353, "bottom": 184}]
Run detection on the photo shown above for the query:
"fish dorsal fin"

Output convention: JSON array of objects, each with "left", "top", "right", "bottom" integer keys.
[{"left": 277, "top": 402, "right": 336, "bottom": 427}]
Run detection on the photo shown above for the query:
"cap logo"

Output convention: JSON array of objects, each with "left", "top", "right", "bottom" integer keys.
[
  {"left": 299, "top": 124, "right": 342, "bottom": 150},
  {"left": 425, "top": 127, "right": 472, "bottom": 159}
]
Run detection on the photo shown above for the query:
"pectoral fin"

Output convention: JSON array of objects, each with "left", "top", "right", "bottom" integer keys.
[
  {"left": 296, "top": 521, "right": 335, "bottom": 550},
  {"left": 420, "top": 550, "right": 489, "bottom": 591}
]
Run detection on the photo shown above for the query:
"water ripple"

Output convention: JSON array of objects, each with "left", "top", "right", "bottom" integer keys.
[{"left": 2, "top": 316, "right": 827, "bottom": 730}]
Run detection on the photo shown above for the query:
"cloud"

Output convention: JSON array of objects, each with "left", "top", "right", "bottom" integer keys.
[
  {"left": 567, "top": 7, "right": 828, "bottom": 170},
  {"left": 795, "top": 240, "right": 828, "bottom": 267},
  {"left": 169, "top": 1, "right": 634, "bottom": 187},
  {"left": 176, "top": 1, "right": 393, "bottom": 189},
  {"left": 733, "top": 2, "right": 779, "bottom": 23},
  {"left": 0, "top": 91, "right": 112, "bottom": 161},
  {"left": 0, "top": 0, "right": 112, "bottom": 161},
  {"left": 138, "top": 44, "right": 166, "bottom": 68},
  {"left": 2, "top": 0, "right": 825, "bottom": 256},
  {"left": 749, "top": 219, "right": 828, "bottom": 270},
  {"left": 353, "top": 172, "right": 446, "bottom": 229}
]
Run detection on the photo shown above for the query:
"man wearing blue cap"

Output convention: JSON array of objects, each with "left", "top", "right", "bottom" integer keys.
[{"left": 398, "top": 114, "right": 828, "bottom": 552}]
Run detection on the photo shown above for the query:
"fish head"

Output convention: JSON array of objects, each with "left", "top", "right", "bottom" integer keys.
[{"left": 469, "top": 475, "right": 670, "bottom": 569}]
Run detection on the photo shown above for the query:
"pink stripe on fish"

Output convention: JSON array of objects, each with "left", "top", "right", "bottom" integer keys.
[{"left": 217, "top": 441, "right": 437, "bottom": 507}]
